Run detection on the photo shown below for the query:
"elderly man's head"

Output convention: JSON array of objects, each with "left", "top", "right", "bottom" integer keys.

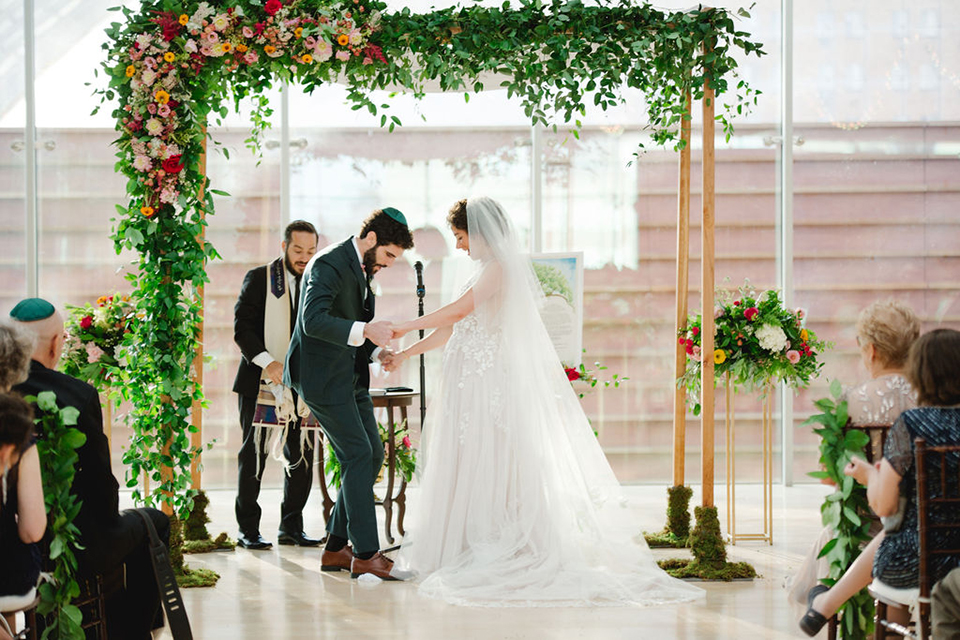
[{"left": 9, "top": 298, "right": 65, "bottom": 370}]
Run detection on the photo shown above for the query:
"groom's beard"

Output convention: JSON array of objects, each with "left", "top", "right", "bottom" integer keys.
[{"left": 362, "top": 246, "right": 380, "bottom": 280}]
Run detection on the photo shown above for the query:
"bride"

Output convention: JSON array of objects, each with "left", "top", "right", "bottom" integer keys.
[{"left": 385, "top": 196, "right": 702, "bottom": 607}]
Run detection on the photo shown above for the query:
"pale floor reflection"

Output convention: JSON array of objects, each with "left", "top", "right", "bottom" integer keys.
[{"left": 121, "top": 484, "right": 831, "bottom": 639}]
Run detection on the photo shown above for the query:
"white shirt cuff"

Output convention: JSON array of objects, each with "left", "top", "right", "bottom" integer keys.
[
  {"left": 252, "top": 351, "right": 275, "bottom": 370},
  {"left": 372, "top": 347, "right": 383, "bottom": 362},
  {"left": 348, "top": 322, "right": 366, "bottom": 347}
]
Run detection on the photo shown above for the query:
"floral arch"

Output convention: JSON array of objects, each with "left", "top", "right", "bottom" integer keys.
[{"left": 97, "top": 0, "right": 763, "bottom": 516}]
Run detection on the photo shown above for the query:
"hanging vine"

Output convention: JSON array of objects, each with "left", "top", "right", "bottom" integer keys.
[{"left": 96, "top": 0, "right": 763, "bottom": 517}]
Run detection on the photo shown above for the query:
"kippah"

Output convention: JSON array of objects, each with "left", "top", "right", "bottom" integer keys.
[
  {"left": 10, "top": 298, "right": 55, "bottom": 322},
  {"left": 382, "top": 207, "right": 408, "bottom": 227}
]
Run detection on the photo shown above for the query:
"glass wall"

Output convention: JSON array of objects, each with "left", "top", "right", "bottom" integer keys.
[{"left": 4, "top": 0, "right": 959, "bottom": 489}]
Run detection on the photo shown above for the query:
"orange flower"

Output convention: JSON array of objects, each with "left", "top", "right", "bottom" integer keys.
[
  {"left": 337, "top": 34, "right": 349, "bottom": 46},
  {"left": 154, "top": 89, "right": 170, "bottom": 105},
  {"left": 236, "top": 43, "right": 248, "bottom": 53},
  {"left": 96, "top": 296, "right": 107, "bottom": 307},
  {"left": 222, "top": 42, "right": 233, "bottom": 52},
  {"left": 125, "top": 64, "right": 136, "bottom": 77},
  {"left": 178, "top": 14, "right": 189, "bottom": 25},
  {"left": 295, "top": 27, "right": 303, "bottom": 38},
  {"left": 140, "top": 206, "right": 155, "bottom": 218},
  {"left": 163, "top": 52, "right": 175, "bottom": 63},
  {"left": 264, "top": 44, "right": 276, "bottom": 55},
  {"left": 301, "top": 53, "right": 313, "bottom": 64}
]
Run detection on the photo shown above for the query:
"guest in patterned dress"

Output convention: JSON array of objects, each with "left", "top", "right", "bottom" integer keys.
[
  {"left": 790, "top": 300, "right": 919, "bottom": 627},
  {"left": 801, "top": 328, "right": 960, "bottom": 635}
]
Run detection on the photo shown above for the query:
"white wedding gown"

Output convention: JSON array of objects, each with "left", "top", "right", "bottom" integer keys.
[{"left": 392, "top": 198, "right": 703, "bottom": 608}]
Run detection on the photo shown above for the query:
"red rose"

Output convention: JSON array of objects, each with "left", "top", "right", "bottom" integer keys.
[
  {"left": 691, "top": 326, "right": 699, "bottom": 336},
  {"left": 677, "top": 337, "right": 685, "bottom": 345},
  {"left": 744, "top": 307, "right": 759, "bottom": 321},
  {"left": 162, "top": 155, "right": 184, "bottom": 174},
  {"left": 565, "top": 367, "right": 580, "bottom": 381},
  {"left": 733, "top": 300, "right": 740, "bottom": 306},
  {"left": 264, "top": 0, "right": 282, "bottom": 15},
  {"left": 685, "top": 343, "right": 694, "bottom": 355},
  {"left": 402, "top": 435, "right": 412, "bottom": 449},
  {"left": 80, "top": 315, "right": 93, "bottom": 330}
]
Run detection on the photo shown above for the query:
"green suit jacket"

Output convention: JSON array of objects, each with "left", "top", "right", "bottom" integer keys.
[{"left": 284, "top": 238, "right": 377, "bottom": 404}]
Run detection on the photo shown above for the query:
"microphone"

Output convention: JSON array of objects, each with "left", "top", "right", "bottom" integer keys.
[{"left": 414, "top": 261, "right": 425, "bottom": 299}]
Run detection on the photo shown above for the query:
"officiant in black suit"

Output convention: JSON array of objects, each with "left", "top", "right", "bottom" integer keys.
[
  {"left": 233, "top": 220, "right": 321, "bottom": 549},
  {"left": 285, "top": 208, "right": 414, "bottom": 580}
]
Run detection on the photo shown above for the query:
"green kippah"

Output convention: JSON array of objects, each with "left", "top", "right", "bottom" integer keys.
[
  {"left": 382, "top": 207, "right": 408, "bottom": 227},
  {"left": 10, "top": 298, "right": 55, "bottom": 322}
]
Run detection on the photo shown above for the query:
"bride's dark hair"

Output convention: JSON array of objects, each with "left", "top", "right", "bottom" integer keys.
[{"left": 447, "top": 199, "right": 467, "bottom": 231}]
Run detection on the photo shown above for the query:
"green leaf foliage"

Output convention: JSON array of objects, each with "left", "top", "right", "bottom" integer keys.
[{"left": 800, "top": 383, "right": 875, "bottom": 638}]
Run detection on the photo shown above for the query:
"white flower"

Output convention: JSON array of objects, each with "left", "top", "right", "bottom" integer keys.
[
  {"left": 212, "top": 13, "right": 230, "bottom": 31},
  {"left": 136, "top": 34, "right": 153, "bottom": 49},
  {"left": 141, "top": 69, "right": 157, "bottom": 86},
  {"left": 113, "top": 345, "right": 127, "bottom": 367},
  {"left": 184, "top": 39, "right": 198, "bottom": 54},
  {"left": 93, "top": 307, "right": 110, "bottom": 328},
  {"left": 756, "top": 324, "right": 788, "bottom": 352},
  {"left": 145, "top": 118, "right": 163, "bottom": 136}
]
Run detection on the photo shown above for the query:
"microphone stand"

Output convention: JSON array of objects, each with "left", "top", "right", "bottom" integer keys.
[{"left": 415, "top": 261, "right": 427, "bottom": 430}]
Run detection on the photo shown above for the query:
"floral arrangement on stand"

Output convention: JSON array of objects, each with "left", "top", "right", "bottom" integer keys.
[
  {"left": 61, "top": 294, "right": 135, "bottom": 396},
  {"left": 677, "top": 282, "right": 830, "bottom": 414},
  {"left": 325, "top": 420, "right": 417, "bottom": 489}
]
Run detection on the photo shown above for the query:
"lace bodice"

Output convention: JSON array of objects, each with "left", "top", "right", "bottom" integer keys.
[{"left": 842, "top": 374, "right": 916, "bottom": 425}]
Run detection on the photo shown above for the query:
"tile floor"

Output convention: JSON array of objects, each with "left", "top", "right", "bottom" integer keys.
[{"left": 134, "top": 482, "right": 832, "bottom": 640}]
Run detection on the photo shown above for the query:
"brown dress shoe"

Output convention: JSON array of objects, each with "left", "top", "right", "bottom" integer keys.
[
  {"left": 350, "top": 552, "right": 403, "bottom": 581},
  {"left": 320, "top": 546, "right": 353, "bottom": 572}
]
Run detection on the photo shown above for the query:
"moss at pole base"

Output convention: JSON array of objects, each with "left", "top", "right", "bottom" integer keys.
[
  {"left": 183, "top": 491, "right": 211, "bottom": 541},
  {"left": 183, "top": 532, "right": 236, "bottom": 554},
  {"left": 657, "top": 558, "right": 758, "bottom": 581},
  {"left": 658, "top": 505, "right": 758, "bottom": 581},
  {"left": 175, "top": 566, "right": 220, "bottom": 589},
  {"left": 644, "top": 485, "right": 694, "bottom": 548}
]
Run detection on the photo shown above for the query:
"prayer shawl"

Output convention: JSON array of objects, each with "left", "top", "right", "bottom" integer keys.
[{"left": 252, "top": 257, "right": 314, "bottom": 471}]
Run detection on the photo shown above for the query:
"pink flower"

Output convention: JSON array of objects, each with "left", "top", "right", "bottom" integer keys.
[
  {"left": 362, "top": 56, "right": 373, "bottom": 65},
  {"left": 85, "top": 343, "right": 104, "bottom": 363},
  {"left": 786, "top": 350, "right": 801, "bottom": 364},
  {"left": 244, "top": 51, "right": 259, "bottom": 64},
  {"left": 158, "top": 103, "right": 171, "bottom": 117},
  {"left": 242, "top": 26, "right": 255, "bottom": 38},
  {"left": 744, "top": 307, "right": 759, "bottom": 321},
  {"left": 336, "top": 50, "right": 350, "bottom": 62},
  {"left": 145, "top": 56, "right": 158, "bottom": 69},
  {"left": 402, "top": 436, "right": 412, "bottom": 449},
  {"left": 691, "top": 346, "right": 701, "bottom": 361},
  {"left": 133, "top": 155, "right": 152, "bottom": 172},
  {"left": 795, "top": 307, "right": 806, "bottom": 319}
]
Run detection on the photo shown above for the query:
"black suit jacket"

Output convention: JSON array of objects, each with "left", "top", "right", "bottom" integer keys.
[
  {"left": 284, "top": 238, "right": 377, "bottom": 404},
  {"left": 233, "top": 261, "right": 273, "bottom": 398},
  {"left": 14, "top": 361, "right": 121, "bottom": 544}
]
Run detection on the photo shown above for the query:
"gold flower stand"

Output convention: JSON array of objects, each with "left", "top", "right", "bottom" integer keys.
[{"left": 724, "top": 375, "right": 774, "bottom": 545}]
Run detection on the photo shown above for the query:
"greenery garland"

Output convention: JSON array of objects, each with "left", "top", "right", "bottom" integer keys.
[
  {"left": 29, "top": 391, "right": 86, "bottom": 640},
  {"left": 801, "top": 381, "right": 875, "bottom": 639},
  {"left": 96, "top": 0, "right": 763, "bottom": 516}
]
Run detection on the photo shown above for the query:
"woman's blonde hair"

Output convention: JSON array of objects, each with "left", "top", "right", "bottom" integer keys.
[
  {"left": 856, "top": 299, "right": 920, "bottom": 368},
  {"left": 0, "top": 322, "right": 35, "bottom": 391}
]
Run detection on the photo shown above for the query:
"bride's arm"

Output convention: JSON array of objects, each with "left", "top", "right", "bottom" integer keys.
[
  {"left": 384, "top": 327, "right": 454, "bottom": 371},
  {"left": 392, "top": 263, "right": 502, "bottom": 338}
]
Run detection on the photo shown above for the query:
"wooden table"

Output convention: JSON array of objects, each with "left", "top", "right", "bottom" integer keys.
[{"left": 315, "top": 390, "right": 417, "bottom": 545}]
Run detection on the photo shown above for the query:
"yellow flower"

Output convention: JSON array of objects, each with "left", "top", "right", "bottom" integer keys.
[
  {"left": 178, "top": 14, "right": 189, "bottom": 25},
  {"left": 222, "top": 42, "right": 233, "bottom": 53},
  {"left": 154, "top": 89, "right": 170, "bottom": 105},
  {"left": 236, "top": 43, "right": 248, "bottom": 53},
  {"left": 295, "top": 27, "right": 304, "bottom": 38},
  {"left": 714, "top": 349, "right": 727, "bottom": 365},
  {"left": 800, "top": 329, "right": 809, "bottom": 341},
  {"left": 163, "top": 52, "right": 175, "bottom": 63},
  {"left": 96, "top": 296, "right": 107, "bottom": 306},
  {"left": 301, "top": 54, "right": 313, "bottom": 64},
  {"left": 337, "top": 34, "right": 349, "bottom": 46},
  {"left": 264, "top": 45, "right": 276, "bottom": 55},
  {"left": 140, "top": 206, "right": 155, "bottom": 218},
  {"left": 125, "top": 64, "right": 136, "bottom": 77}
]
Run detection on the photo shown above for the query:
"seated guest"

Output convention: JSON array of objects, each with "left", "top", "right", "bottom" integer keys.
[
  {"left": 801, "top": 328, "right": 960, "bottom": 635},
  {"left": 788, "top": 300, "right": 919, "bottom": 614},
  {"left": 933, "top": 567, "right": 960, "bottom": 638},
  {"left": 1, "top": 350, "right": 46, "bottom": 635},
  {"left": 9, "top": 298, "right": 168, "bottom": 640}
]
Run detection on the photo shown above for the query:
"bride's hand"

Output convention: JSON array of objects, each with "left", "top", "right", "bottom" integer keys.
[
  {"left": 392, "top": 322, "right": 412, "bottom": 340},
  {"left": 383, "top": 350, "right": 409, "bottom": 372}
]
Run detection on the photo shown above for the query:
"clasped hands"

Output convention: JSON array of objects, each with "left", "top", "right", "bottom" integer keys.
[{"left": 364, "top": 320, "right": 414, "bottom": 373}]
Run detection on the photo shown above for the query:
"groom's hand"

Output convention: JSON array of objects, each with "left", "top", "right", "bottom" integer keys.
[
  {"left": 263, "top": 361, "right": 283, "bottom": 385},
  {"left": 364, "top": 321, "right": 394, "bottom": 347}
]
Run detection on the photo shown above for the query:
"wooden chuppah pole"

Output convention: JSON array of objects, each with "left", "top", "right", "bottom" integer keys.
[
  {"left": 190, "top": 129, "right": 208, "bottom": 490},
  {"left": 700, "top": 56, "right": 717, "bottom": 507},
  {"left": 672, "top": 90, "right": 693, "bottom": 487}
]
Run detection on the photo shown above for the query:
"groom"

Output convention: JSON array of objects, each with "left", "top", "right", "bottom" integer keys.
[{"left": 284, "top": 207, "right": 414, "bottom": 580}]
